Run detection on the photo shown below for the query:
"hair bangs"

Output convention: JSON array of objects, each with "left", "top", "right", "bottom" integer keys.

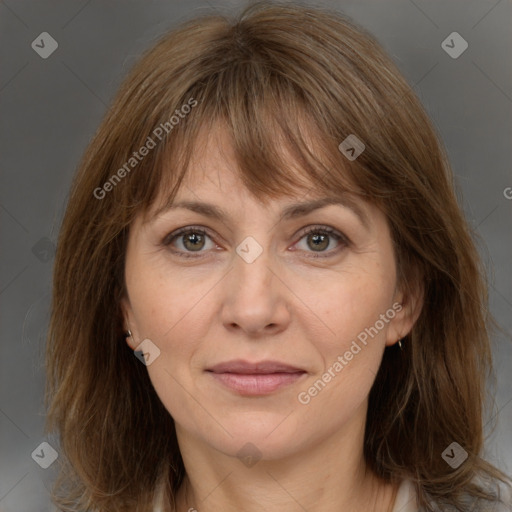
[{"left": 134, "top": 67, "right": 365, "bottom": 227}]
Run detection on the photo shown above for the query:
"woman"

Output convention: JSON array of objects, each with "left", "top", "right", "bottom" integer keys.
[{"left": 45, "top": 2, "right": 512, "bottom": 511}]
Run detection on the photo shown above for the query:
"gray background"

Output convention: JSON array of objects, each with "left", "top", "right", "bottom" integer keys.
[{"left": 1, "top": 0, "right": 511, "bottom": 510}]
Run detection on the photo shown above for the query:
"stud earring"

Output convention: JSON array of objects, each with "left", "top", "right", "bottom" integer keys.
[
  {"left": 125, "top": 330, "right": 132, "bottom": 338},
  {"left": 397, "top": 338, "right": 404, "bottom": 350}
]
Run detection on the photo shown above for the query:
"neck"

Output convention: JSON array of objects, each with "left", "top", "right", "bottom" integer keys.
[{"left": 172, "top": 410, "right": 397, "bottom": 512}]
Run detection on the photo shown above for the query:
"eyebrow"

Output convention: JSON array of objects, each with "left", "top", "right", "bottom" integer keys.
[{"left": 150, "top": 195, "right": 370, "bottom": 230}]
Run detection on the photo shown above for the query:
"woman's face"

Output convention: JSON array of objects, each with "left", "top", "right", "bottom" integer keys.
[{"left": 122, "top": 126, "right": 418, "bottom": 461}]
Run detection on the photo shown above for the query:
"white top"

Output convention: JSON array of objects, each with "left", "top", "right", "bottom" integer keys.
[
  {"left": 152, "top": 479, "right": 418, "bottom": 512},
  {"left": 154, "top": 477, "right": 512, "bottom": 511},
  {"left": 391, "top": 479, "right": 418, "bottom": 512}
]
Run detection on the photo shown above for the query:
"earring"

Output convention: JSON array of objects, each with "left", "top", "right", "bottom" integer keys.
[
  {"left": 397, "top": 338, "right": 404, "bottom": 350},
  {"left": 125, "top": 330, "right": 132, "bottom": 338}
]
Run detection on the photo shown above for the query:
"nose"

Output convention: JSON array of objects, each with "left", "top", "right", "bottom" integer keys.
[{"left": 220, "top": 243, "right": 291, "bottom": 337}]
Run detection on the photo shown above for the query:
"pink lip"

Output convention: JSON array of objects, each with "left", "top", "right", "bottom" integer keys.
[
  {"left": 206, "top": 360, "right": 306, "bottom": 395},
  {"left": 209, "top": 372, "right": 306, "bottom": 395},
  {"left": 207, "top": 359, "right": 304, "bottom": 374}
]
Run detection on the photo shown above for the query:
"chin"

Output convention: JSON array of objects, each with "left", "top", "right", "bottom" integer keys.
[{"left": 193, "top": 410, "right": 307, "bottom": 461}]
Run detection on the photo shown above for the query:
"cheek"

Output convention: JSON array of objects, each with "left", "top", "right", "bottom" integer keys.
[
  {"left": 127, "top": 255, "right": 212, "bottom": 343},
  {"left": 125, "top": 260, "right": 216, "bottom": 403},
  {"left": 298, "top": 257, "right": 395, "bottom": 351},
  {"left": 292, "top": 269, "right": 395, "bottom": 437},
  {"left": 293, "top": 256, "right": 395, "bottom": 400}
]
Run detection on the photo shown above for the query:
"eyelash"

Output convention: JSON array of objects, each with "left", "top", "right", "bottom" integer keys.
[{"left": 162, "top": 225, "right": 349, "bottom": 260}]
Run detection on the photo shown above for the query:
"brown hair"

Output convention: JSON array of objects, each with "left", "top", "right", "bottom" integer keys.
[{"left": 45, "top": 1, "right": 511, "bottom": 510}]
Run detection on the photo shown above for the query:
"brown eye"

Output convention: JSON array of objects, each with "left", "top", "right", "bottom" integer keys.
[
  {"left": 306, "top": 232, "right": 330, "bottom": 251},
  {"left": 294, "top": 226, "right": 349, "bottom": 257},
  {"left": 182, "top": 231, "right": 206, "bottom": 251},
  {"left": 163, "top": 227, "right": 216, "bottom": 258}
]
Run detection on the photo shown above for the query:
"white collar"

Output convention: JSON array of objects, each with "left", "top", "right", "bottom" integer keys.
[
  {"left": 152, "top": 479, "right": 419, "bottom": 512},
  {"left": 392, "top": 479, "right": 418, "bottom": 512}
]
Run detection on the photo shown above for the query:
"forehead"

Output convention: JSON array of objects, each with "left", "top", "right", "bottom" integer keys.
[
  {"left": 139, "top": 106, "right": 380, "bottom": 233},
  {"left": 154, "top": 121, "right": 335, "bottom": 210},
  {"left": 143, "top": 125, "right": 374, "bottom": 232}
]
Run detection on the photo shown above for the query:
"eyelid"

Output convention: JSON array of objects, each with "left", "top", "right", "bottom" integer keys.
[
  {"left": 161, "top": 225, "right": 212, "bottom": 246},
  {"left": 293, "top": 225, "right": 350, "bottom": 258},
  {"left": 162, "top": 224, "right": 350, "bottom": 258}
]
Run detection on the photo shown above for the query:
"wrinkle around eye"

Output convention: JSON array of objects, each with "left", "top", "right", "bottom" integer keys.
[
  {"left": 291, "top": 226, "right": 349, "bottom": 257},
  {"left": 158, "top": 224, "right": 352, "bottom": 262}
]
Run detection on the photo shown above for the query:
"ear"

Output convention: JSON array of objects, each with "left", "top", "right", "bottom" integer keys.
[
  {"left": 120, "top": 296, "right": 139, "bottom": 351},
  {"left": 385, "top": 277, "right": 424, "bottom": 347}
]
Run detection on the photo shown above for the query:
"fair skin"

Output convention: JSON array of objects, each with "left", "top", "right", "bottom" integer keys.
[{"left": 122, "top": 125, "right": 422, "bottom": 512}]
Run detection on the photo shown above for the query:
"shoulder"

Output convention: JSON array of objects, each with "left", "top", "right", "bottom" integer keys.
[
  {"left": 153, "top": 477, "right": 167, "bottom": 512},
  {"left": 483, "top": 477, "right": 512, "bottom": 511},
  {"left": 392, "top": 479, "right": 419, "bottom": 512},
  {"left": 392, "top": 477, "right": 512, "bottom": 512}
]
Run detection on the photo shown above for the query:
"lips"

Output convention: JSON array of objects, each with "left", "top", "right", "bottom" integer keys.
[
  {"left": 206, "top": 360, "right": 307, "bottom": 395},
  {"left": 206, "top": 359, "right": 305, "bottom": 374}
]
